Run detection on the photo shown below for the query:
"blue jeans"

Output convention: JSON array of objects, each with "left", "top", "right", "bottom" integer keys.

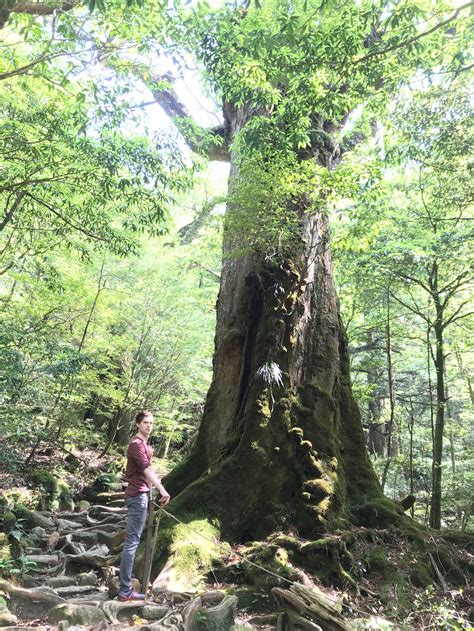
[{"left": 119, "top": 492, "right": 148, "bottom": 596}]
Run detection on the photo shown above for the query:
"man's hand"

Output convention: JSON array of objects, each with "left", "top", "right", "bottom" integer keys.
[{"left": 159, "top": 490, "right": 170, "bottom": 505}]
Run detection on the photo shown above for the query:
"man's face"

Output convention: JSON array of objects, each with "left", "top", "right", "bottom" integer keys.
[{"left": 138, "top": 415, "right": 154, "bottom": 438}]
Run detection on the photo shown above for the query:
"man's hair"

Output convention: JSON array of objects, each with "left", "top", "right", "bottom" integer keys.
[{"left": 135, "top": 410, "right": 153, "bottom": 424}]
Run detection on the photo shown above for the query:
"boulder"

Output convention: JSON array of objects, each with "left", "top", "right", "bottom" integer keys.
[
  {"left": 77, "top": 571, "right": 98, "bottom": 586},
  {"left": 57, "top": 519, "right": 83, "bottom": 531},
  {"left": 142, "top": 604, "right": 169, "bottom": 620},
  {"left": 29, "top": 526, "right": 47, "bottom": 539},
  {"left": 49, "top": 603, "right": 106, "bottom": 626},
  {"left": 15, "top": 506, "right": 54, "bottom": 530},
  {"left": 55, "top": 585, "right": 97, "bottom": 596},
  {"left": 0, "top": 606, "right": 17, "bottom": 626},
  {"left": 46, "top": 576, "right": 77, "bottom": 588}
]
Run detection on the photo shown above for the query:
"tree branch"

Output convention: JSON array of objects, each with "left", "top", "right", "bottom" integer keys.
[
  {"left": 0, "top": 0, "right": 77, "bottom": 29},
  {"left": 395, "top": 270, "right": 431, "bottom": 294},
  {"left": 0, "top": 191, "right": 25, "bottom": 232},
  {"left": 389, "top": 290, "right": 431, "bottom": 326},
  {"left": 439, "top": 270, "right": 472, "bottom": 304},
  {"left": 148, "top": 74, "right": 230, "bottom": 162},
  {"left": 444, "top": 303, "right": 472, "bottom": 329},
  {"left": 24, "top": 192, "right": 106, "bottom": 242},
  {"left": 354, "top": 1, "right": 474, "bottom": 66}
]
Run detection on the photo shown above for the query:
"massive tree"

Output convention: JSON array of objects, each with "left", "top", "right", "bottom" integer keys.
[{"left": 161, "top": 0, "right": 472, "bottom": 539}]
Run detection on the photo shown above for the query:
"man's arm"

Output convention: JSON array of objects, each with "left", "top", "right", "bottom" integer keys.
[{"left": 143, "top": 467, "right": 171, "bottom": 505}]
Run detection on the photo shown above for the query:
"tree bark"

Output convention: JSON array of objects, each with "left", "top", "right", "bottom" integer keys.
[
  {"left": 381, "top": 293, "right": 397, "bottom": 490},
  {"left": 430, "top": 267, "right": 446, "bottom": 529},
  {"left": 164, "top": 104, "right": 385, "bottom": 540}
]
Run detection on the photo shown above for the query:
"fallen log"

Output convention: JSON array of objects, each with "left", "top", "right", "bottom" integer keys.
[{"left": 273, "top": 583, "right": 352, "bottom": 631}]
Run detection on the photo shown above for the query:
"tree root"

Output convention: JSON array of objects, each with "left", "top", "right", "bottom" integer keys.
[
  {"left": 273, "top": 583, "right": 352, "bottom": 631},
  {"left": 0, "top": 579, "right": 66, "bottom": 605}
]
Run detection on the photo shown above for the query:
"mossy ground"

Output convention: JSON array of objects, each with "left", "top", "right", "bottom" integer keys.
[{"left": 200, "top": 525, "right": 473, "bottom": 628}]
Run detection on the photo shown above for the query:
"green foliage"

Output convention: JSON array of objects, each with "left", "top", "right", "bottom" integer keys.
[
  {"left": 332, "top": 79, "right": 473, "bottom": 527},
  {"left": 0, "top": 82, "right": 191, "bottom": 264},
  {"left": 0, "top": 555, "right": 37, "bottom": 578},
  {"left": 184, "top": 0, "right": 472, "bottom": 156},
  {"left": 408, "top": 587, "right": 471, "bottom": 629},
  {"left": 226, "top": 150, "right": 317, "bottom": 259}
]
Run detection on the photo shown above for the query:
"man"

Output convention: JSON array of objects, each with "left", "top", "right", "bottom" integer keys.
[{"left": 118, "top": 410, "right": 170, "bottom": 601}]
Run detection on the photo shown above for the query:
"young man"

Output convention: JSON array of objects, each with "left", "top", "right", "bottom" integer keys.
[{"left": 118, "top": 410, "right": 170, "bottom": 602}]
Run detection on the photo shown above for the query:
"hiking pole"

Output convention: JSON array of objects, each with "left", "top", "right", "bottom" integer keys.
[
  {"left": 144, "top": 503, "right": 163, "bottom": 603},
  {"left": 141, "top": 486, "right": 155, "bottom": 598},
  {"left": 142, "top": 492, "right": 164, "bottom": 602}
]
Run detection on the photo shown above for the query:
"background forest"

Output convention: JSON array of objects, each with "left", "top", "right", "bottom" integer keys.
[{"left": 0, "top": 0, "right": 473, "bottom": 628}]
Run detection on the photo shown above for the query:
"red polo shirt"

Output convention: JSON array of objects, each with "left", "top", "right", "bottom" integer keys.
[{"left": 124, "top": 436, "right": 152, "bottom": 497}]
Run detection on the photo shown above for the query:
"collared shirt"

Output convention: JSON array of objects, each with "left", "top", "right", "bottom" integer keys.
[{"left": 124, "top": 436, "right": 152, "bottom": 497}]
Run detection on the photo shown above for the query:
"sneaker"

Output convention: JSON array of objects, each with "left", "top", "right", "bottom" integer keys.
[{"left": 118, "top": 591, "right": 146, "bottom": 602}]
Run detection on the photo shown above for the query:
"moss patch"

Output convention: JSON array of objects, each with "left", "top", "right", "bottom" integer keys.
[
  {"left": 351, "top": 498, "right": 403, "bottom": 529},
  {"left": 366, "top": 547, "right": 396, "bottom": 580},
  {"left": 429, "top": 544, "right": 466, "bottom": 585},
  {"left": 409, "top": 563, "right": 432, "bottom": 588},
  {"left": 150, "top": 516, "right": 223, "bottom": 592}
]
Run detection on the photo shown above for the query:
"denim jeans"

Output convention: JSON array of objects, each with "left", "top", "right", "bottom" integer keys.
[{"left": 119, "top": 492, "right": 148, "bottom": 596}]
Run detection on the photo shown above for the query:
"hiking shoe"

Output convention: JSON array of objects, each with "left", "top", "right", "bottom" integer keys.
[{"left": 118, "top": 591, "right": 145, "bottom": 602}]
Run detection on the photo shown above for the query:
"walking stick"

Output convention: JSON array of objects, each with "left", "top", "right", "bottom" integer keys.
[
  {"left": 142, "top": 490, "right": 164, "bottom": 602},
  {"left": 141, "top": 486, "right": 155, "bottom": 597}
]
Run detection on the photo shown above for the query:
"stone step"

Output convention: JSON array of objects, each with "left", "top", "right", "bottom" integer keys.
[
  {"left": 45, "top": 576, "right": 77, "bottom": 588},
  {"left": 66, "top": 592, "right": 110, "bottom": 603},
  {"left": 57, "top": 518, "right": 83, "bottom": 531},
  {"left": 57, "top": 511, "right": 89, "bottom": 522},
  {"left": 25, "top": 554, "right": 61, "bottom": 566},
  {"left": 55, "top": 585, "right": 97, "bottom": 597},
  {"left": 107, "top": 499, "right": 126, "bottom": 507},
  {"left": 25, "top": 547, "right": 43, "bottom": 555},
  {"left": 89, "top": 505, "right": 127, "bottom": 518},
  {"left": 0, "top": 627, "right": 48, "bottom": 631},
  {"left": 69, "top": 530, "right": 98, "bottom": 543}
]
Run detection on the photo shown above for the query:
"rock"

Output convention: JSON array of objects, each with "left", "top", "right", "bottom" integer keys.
[
  {"left": 107, "top": 576, "right": 140, "bottom": 598},
  {"left": 247, "top": 613, "right": 279, "bottom": 626},
  {"left": 73, "top": 531, "right": 98, "bottom": 546},
  {"left": 55, "top": 585, "right": 97, "bottom": 596},
  {"left": 87, "top": 543, "right": 110, "bottom": 557},
  {"left": 0, "top": 606, "right": 17, "bottom": 626},
  {"left": 15, "top": 506, "right": 54, "bottom": 530},
  {"left": 152, "top": 558, "right": 198, "bottom": 594},
  {"left": 57, "top": 519, "right": 83, "bottom": 530},
  {"left": 32, "top": 586, "right": 62, "bottom": 597},
  {"left": 201, "top": 591, "right": 226, "bottom": 605},
  {"left": 49, "top": 603, "right": 107, "bottom": 626},
  {"left": 2, "top": 511, "right": 17, "bottom": 534},
  {"left": 77, "top": 571, "right": 98, "bottom": 586},
  {"left": 68, "top": 592, "right": 110, "bottom": 603},
  {"left": 25, "top": 554, "right": 60, "bottom": 566},
  {"left": 142, "top": 604, "right": 169, "bottom": 620},
  {"left": 30, "top": 526, "right": 47, "bottom": 539},
  {"left": 21, "top": 575, "right": 37, "bottom": 588},
  {"left": 25, "top": 547, "right": 43, "bottom": 555},
  {"left": 46, "top": 576, "right": 77, "bottom": 588},
  {"left": 201, "top": 595, "right": 237, "bottom": 631},
  {"left": 97, "top": 530, "right": 118, "bottom": 546}
]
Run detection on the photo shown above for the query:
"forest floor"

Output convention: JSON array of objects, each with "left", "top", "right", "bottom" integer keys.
[{"left": 1, "top": 448, "right": 472, "bottom": 630}]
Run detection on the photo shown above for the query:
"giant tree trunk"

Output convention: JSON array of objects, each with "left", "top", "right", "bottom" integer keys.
[{"left": 165, "top": 105, "right": 385, "bottom": 541}]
